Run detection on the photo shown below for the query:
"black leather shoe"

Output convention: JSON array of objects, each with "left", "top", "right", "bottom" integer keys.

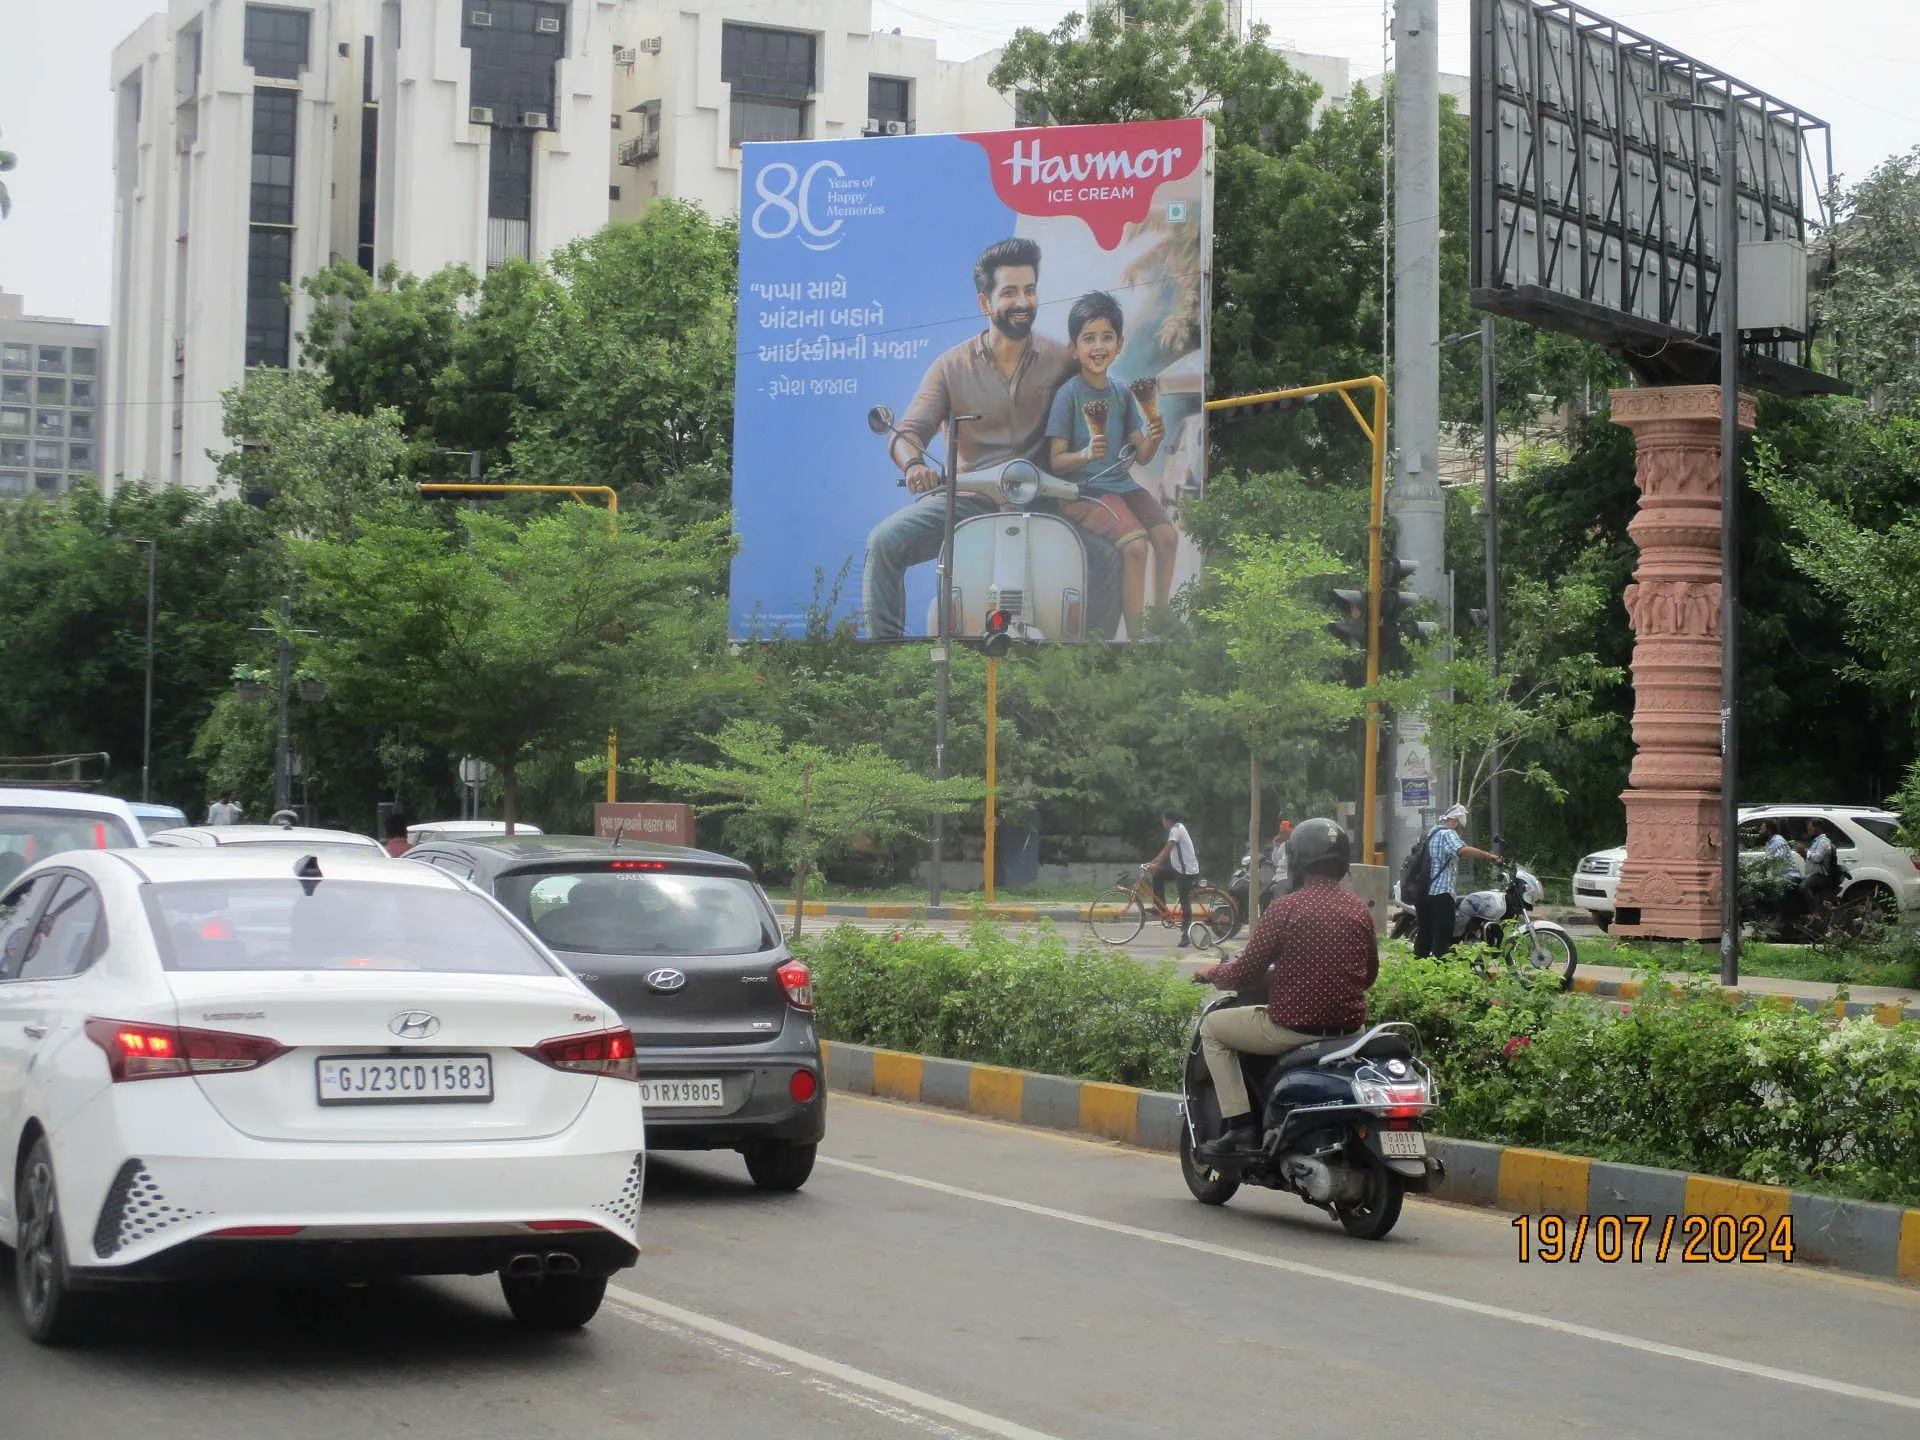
[{"left": 1198, "top": 1120, "right": 1259, "bottom": 1159}]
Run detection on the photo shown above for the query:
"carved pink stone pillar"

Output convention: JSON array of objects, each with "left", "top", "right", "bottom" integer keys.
[{"left": 1608, "top": 385, "right": 1756, "bottom": 939}]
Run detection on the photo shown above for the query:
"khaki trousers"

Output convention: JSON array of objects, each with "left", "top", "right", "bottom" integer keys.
[{"left": 1199, "top": 1005, "right": 1321, "bottom": 1121}]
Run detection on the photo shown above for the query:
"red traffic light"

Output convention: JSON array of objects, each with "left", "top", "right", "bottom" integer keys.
[{"left": 984, "top": 607, "right": 1013, "bottom": 656}]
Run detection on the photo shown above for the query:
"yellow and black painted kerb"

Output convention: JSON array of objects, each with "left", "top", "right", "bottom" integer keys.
[{"left": 821, "top": 1040, "right": 1920, "bottom": 1286}]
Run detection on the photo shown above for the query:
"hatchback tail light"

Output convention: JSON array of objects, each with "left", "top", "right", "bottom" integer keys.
[
  {"left": 520, "top": 1027, "right": 638, "bottom": 1081},
  {"left": 85, "top": 1018, "right": 288, "bottom": 1082},
  {"left": 776, "top": 961, "right": 813, "bottom": 1011}
]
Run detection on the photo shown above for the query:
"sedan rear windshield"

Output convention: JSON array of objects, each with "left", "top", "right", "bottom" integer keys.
[
  {"left": 144, "top": 880, "right": 560, "bottom": 975},
  {"left": 495, "top": 868, "right": 779, "bottom": 956},
  {"left": 1, "top": 807, "right": 138, "bottom": 871}
]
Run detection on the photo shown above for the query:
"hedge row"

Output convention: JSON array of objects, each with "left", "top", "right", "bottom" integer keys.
[{"left": 801, "top": 922, "right": 1920, "bottom": 1206}]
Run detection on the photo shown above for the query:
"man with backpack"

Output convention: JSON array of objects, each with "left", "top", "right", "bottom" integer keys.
[{"left": 1401, "top": 803, "right": 1499, "bottom": 959}]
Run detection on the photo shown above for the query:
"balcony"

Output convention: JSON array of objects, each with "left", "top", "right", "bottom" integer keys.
[{"left": 618, "top": 132, "right": 660, "bottom": 166}]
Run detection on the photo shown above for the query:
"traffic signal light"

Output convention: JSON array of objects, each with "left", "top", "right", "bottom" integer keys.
[
  {"left": 1328, "top": 588, "right": 1369, "bottom": 648},
  {"left": 1379, "top": 558, "right": 1439, "bottom": 654},
  {"left": 983, "top": 607, "right": 1013, "bottom": 658}
]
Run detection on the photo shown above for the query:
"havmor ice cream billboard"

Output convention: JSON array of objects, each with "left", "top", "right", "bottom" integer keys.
[{"left": 730, "top": 119, "right": 1212, "bottom": 643}]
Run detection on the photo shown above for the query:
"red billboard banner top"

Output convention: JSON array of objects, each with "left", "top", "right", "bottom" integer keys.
[{"left": 962, "top": 119, "right": 1206, "bottom": 250}]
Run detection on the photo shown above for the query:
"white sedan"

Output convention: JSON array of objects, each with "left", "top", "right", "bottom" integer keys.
[{"left": 0, "top": 847, "right": 644, "bottom": 1344}]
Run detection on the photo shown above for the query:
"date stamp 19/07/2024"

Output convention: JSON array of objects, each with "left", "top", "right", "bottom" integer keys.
[{"left": 1513, "top": 1213, "right": 1796, "bottom": 1264}]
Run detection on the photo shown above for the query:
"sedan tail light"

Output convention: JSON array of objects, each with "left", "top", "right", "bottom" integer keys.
[
  {"left": 84, "top": 1018, "right": 288, "bottom": 1082},
  {"left": 520, "top": 1027, "right": 638, "bottom": 1081},
  {"left": 776, "top": 961, "right": 813, "bottom": 1011}
]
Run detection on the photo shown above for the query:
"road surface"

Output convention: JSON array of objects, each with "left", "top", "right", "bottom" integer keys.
[{"left": 5, "top": 1096, "right": 1916, "bottom": 1439}]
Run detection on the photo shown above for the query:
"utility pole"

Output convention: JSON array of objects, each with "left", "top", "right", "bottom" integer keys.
[
  {"left": 114, "top": 536, "right": 157, "bottom": 803},
  {"left": 1389, "top": 0, "right": 1447, "bottom": 872},
  {"left": 274, "top": 594, "right": 293, "bottom": 816},
  {"left": 1482, "top": 313, "right": 1502, "bottom": 842},
  {"left": 927, "top": 412, "right": 975, "bottom": 908}
]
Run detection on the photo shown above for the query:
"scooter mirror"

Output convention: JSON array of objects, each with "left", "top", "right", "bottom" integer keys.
[{"left": 866, "top": 405, "right": 896, "bottom": 435}]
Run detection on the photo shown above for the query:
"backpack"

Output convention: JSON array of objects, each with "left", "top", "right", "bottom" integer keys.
[{"left": 1399, "top": 828, "right": 1437, "bottom": 904}]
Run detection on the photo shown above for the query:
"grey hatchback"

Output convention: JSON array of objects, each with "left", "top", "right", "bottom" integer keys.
[{"left": 405, "top": 835, "right": 824, "bottom": 1190}]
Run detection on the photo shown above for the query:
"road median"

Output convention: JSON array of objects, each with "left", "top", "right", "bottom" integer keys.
[{"left": 820, "top": 1039, "right": 1920, "bottom": 1286}]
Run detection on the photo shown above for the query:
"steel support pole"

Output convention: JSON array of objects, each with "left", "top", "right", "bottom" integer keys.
[
  {"left": 1482, "top": 315, "right": 1502, "bottom": 841},
  {"left": 929, "top": 413, "right": 963, "bottom": 908},
  {"left": 1718, "top": 115, "right": 1741, "bottom": 987},
  {"left": 274, "top": 594, "right": 292, "bottom": 816}
]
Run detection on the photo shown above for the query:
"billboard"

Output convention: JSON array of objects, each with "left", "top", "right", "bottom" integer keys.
[
  {"left": 1470, "top": 0, "right": 1835, "bottom": 393},
  {"left": 730, "top": 119, "right": 1213, "bottom": 642}
]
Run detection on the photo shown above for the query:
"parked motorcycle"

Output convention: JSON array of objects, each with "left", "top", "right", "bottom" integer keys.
[
  {"left": 1222, "top": 846, "right": 1284, "bottom": 942},
  {"left": 1388, "top": 857, "right": 1579, "bottom": 987},
  {"left": 1178, "top": 975, "right": 1443, "bottom": 1239}
]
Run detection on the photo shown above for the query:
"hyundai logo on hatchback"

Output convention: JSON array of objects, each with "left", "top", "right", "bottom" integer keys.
[
  {"left": 646, "top": 968, "right": 688, "bottom": 993},
  {"left": 389, "top": 1010, "right": 441, "bottom": 1039}
]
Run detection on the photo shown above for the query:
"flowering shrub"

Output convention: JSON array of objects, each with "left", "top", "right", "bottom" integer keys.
[{"left": 805, "top": 926, "right": 1920, "bottom": 1204}]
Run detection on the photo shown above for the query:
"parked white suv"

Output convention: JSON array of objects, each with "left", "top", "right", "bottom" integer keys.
[{"left": 1574, "top": 805, "right": 1918, "bottom": 930}]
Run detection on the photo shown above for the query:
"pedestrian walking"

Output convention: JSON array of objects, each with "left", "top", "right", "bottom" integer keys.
[
  {"left": 206, "top": 788, "right": 244, "bottom": 826},
  {"left": 1413, "top": 803, "right": 1498, "bottom": 959}
]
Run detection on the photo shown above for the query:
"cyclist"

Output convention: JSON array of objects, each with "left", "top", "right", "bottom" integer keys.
[{"left": 1146, "top": 808, "right": 1200, "bottom": 947}]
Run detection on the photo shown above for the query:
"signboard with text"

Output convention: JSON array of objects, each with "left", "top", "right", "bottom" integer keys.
[
  {"left": 731, "top": 120, "right": 1213, "bottom": 643},
  {"left": 593, "top": 803, "right": 696, "bottom": 848}
]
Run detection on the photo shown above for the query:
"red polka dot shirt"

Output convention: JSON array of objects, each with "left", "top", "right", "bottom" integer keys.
[{"left": 1200, "top": 875, "right": 1378, "bottom": 1032}]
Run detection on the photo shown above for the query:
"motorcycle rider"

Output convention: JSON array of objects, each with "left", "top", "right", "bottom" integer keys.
[
  {"left": 1191, "top": 818, "right": 1379, "bottom": 1158},
  {"left": 1415, "top": 803, "right": 1500, "bottom": 959}
]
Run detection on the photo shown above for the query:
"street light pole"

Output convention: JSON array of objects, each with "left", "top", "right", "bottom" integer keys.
[
  {"left": 114, "top": 536, "right": 157, "bottom": 802},
  {"left": 927, "top": 411, "right": 977, "bottom": 908},
  {"left": 1480, "top": 315, "right": 1502, "bottom": 842},
  {"left": 1715, "top": 108, "right": 1742, "bottom": 987},
  {"left": 274, "top": 594, "right": 293, "bottom": 816}
]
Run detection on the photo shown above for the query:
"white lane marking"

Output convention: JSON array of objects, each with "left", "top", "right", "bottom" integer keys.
[
  {"left": 606, "top": 1285, "right": 1065, "bottom": 1440},
  {"left": 821, "top": 1156, "right": 1920, "bottom": 1415}
]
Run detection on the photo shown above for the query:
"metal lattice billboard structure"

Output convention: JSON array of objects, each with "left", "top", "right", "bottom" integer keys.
[{"left": 1470, "top": 0, "right": 1841, "bottom": 394}]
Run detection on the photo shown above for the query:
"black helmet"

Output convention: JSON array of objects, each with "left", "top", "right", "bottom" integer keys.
[{"left": 1285, "top": 817, "right": 1351, "bottom": 885}]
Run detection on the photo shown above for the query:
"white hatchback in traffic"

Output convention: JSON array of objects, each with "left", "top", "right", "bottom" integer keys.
[{"left": 0, "top": 847, "right": 645, "bottom": 1343}]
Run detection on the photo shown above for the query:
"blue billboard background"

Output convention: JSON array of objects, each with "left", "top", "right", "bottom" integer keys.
[{"left": 731, "top": 135, "right": 1017, "bottom": 639}]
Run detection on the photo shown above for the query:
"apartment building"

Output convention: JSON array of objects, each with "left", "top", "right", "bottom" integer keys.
[
  {"left": 108, "top": 0, "right": 621, "bottom": 491},
  {"left": 0, "top": 291, "right": 108, "bottom": 500}
]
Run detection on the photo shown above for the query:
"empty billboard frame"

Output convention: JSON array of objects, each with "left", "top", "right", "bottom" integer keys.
[{"left": 1469, "top": 0, "right": 1840, "bottom": 394}]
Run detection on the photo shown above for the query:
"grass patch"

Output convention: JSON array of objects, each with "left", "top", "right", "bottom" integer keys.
[{"left": 1580, "top": 933, "right": 1920, "bottom": 990}]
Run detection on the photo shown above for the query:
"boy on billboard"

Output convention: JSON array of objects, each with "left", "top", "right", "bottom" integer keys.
[
  {"left": 1046, "top": 291, "right": 1175, "bottom": 642},
  {"left": 862, "top": 238, "right": 1122, "bottom": 640}
]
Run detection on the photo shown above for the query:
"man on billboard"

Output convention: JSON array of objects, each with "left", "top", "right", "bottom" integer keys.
[{"left": 861, "top": 237, "right": 1122, "bottom": 641}]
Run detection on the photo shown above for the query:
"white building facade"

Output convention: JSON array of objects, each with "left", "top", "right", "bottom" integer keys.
[
  {"left": 0, "top": 291, "right": 108, "bottom": 500},
  {"left": 107, "top": 0, "right": 1404, "bottom": 492}
]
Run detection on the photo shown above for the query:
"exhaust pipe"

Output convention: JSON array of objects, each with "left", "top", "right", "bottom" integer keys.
[
  {"left": 544, "top": 1252, "right": 582, "bottom": 1275},
  {"left": 506, "top": 1253, "right": 545, "bottom": 1278}
]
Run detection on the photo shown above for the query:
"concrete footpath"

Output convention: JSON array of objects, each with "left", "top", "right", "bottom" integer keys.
[
  {"left": 779, "top": 898, "right": 1920, "bottom": 1022},
  {"left": 819, "top": 1038, "right": 1920, "bottom": 1285}
]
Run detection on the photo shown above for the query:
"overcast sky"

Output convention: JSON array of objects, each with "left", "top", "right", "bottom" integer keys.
[{"left": 2, "top": 0, "right": 1914, "bottom": 325}]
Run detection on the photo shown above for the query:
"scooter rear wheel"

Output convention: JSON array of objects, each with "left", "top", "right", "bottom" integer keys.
[
  {"left": 1179, "top": 1127, "right": 1240, "bottom": 1206},
  {"left": 1335, "top": 1157, "right": 1404, "bottom": 1240}
]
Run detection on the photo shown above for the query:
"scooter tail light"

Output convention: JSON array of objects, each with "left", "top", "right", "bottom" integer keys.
[
  {"left": 520, "top": 1027, "right": 639, "bottom": 1081},
  {"left": 85, "top": 1018, "right": 287, "bottom": 1082},
  {"left": 777, "top": 961, "right": 814, "bottom": 1011},
  {"left": 1354, "top": 1078, "right": 1431, "bottom": 1119}
]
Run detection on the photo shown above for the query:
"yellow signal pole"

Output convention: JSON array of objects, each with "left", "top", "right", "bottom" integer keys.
[
  {"left": 984, "top": 655, "right": 999, "bottom": 903},
  {"left": 415, "top": 482, "right": 624, "bottom": 803},
  {"left": 1202, "top": 376, "right": 1388, "bottom": 865}
]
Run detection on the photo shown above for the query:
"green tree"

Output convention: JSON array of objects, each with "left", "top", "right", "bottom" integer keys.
[
  {"left": 1198, "top": 536, "right": 1364, "bottom": 866},
  {"left": 1818, "top": 145, "right": 1920, "bottom": 414},
  {"left": 215, "top": 368, "right": 411, "bottom": 539},
  {"left": 651, "top": 720, "right": 982, "bottom": 937},
  {"left": 293, "top": 506, "right": 733, "bottom": 829}
]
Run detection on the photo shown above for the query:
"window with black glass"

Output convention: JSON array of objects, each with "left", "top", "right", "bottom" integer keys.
[
  {"left": 37, "top": 346, "right": 64, "bottom": 374},
  {"left": 1, "top": 375, "right": 25, "bottom": 404},
  {"left": 69, "top": 380, "right": 95, "bottom": 408},
  {"left": 36, "top": 377, "right": 63, "bottom": 406},
  {"left": 868, "top": 76, "right": 910, "bottom": 132},
  {"left": 69, "top": 444, "right": 94, "bottom": 472},
  {"left": 69, "top": 413, "right": 93, "bottom": 441},
  {"left": 251, "top": 89, "right": 297, "bottom": 225},
  {"left": 358, "top": 35, "right": 378, "bottom": 273},
  {"left": 33, "top": 411, "right": 63, "bottom": 437},
  {"left": 70, "top": 348, "right": 96, "bottom": 377},
  {"left": 723, "top": 23, "right": 815, "bottom": 146},
  {"left": 1, "top": 344, "right": 27, "bottom": 371},
  {"left": 246, "top": 228, "right": 294, "bottom": 368},
  {"left": 486, "top": 126, "right": 534, "bottom": 267},
  {"left": 244, "top": 5, "right": 311, "bottom": 80},
  {"left": 33, "top": 441, "right": 62, "bottom": 470},
  {"left": 0, "top": 441, "right": 24, "bottom": 466},
  {"left": 464, "top": 2, "right": 566, "bottom": 124}
]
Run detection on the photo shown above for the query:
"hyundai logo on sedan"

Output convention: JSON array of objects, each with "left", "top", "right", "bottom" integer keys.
[
  {"left": 646, "top": 968, "right": 687, "bottom": 993},
  {"left": 388, "top": 1010, "right": 442, "bottom": 1039}
]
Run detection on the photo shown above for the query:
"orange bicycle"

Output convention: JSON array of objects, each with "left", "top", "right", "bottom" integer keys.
[{"left": 1086, "top": 866, "right": 1237, "bottom": 949}]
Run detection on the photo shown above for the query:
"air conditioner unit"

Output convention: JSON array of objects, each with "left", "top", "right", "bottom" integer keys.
[
  {"left": 521, "top": 110, "right": 549, "bottom": 129},
  {"left": 468, "top": 9, "right": 491, "bottom": 26},
  {"left": 640, "top": 36, "right": 663, "bottom": 54},
  {"left": 885, "top": 121, "right": 907, "bottom": 136},
  {"left": 534, "top": 16, "right": 560, "bottom": 34},
  {"left": 861, "top": 118, "right": 880, "bottom": 135},
  {"left": 613, "top": 45, "right": 636, "bottom": 66},
  {"left": 469, "top": 105, "right": 494, "bottom": 125}
]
